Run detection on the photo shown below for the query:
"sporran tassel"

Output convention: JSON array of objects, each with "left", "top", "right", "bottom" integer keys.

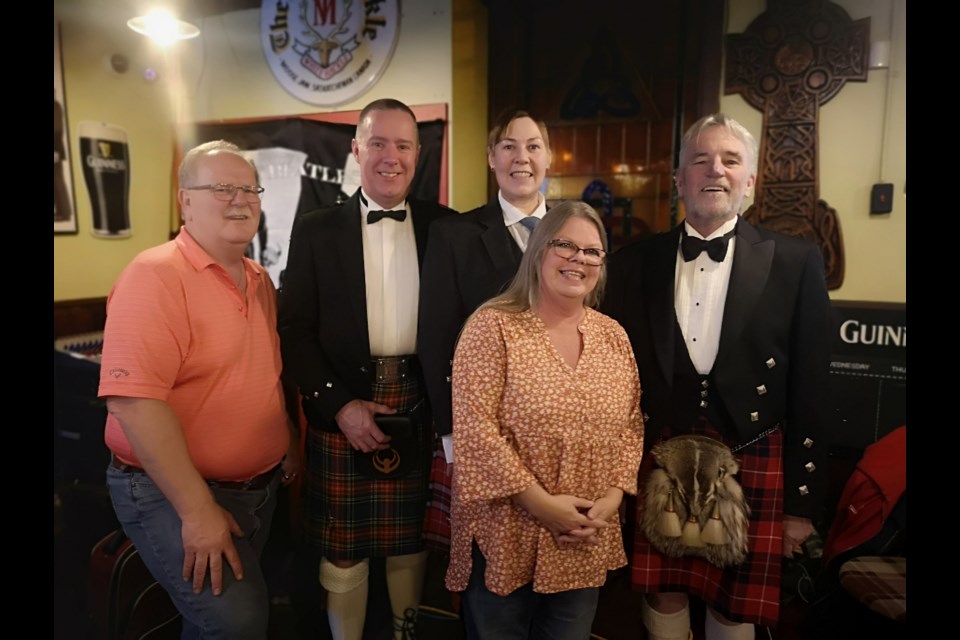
[
  {"left": 701, "top": 503, "right": 728, "bottom": 545},
  {"left": 681, "top": 516, "right": 705, "bottom": 547},
  {"left": 656, "top": 491, "right": 682, "bottom": 538}
]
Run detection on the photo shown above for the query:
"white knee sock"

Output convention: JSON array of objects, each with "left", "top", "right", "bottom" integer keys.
[
  {"left": 642, "top": 599, "right": 691, "bottom": 640},
  {"left": 319, "top": 558, "right": 369, "bottom": 640},
  {"left": 386, "top": 550, "right": 429, "bottom": 640},
  {"left": 705, "top": 608, "right": 755, "bottom": 640}
]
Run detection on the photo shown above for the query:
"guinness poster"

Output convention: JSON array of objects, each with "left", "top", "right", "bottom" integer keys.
[{"left": 78, "top": 121, "right": 131, "bottom": 238}]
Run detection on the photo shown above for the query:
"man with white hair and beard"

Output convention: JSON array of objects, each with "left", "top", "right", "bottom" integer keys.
[
  {"left": 604, "top": 114, "right": 832, "bottom": 640},
  {"left": 100, "top": 140, "right": 300, "bottom": 638}
]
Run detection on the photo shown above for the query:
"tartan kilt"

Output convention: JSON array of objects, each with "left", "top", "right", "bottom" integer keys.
[
  {"left": 422, "top": 438, "right": 453, "bottom": 553},
  {"left": 303, "top": 376, "right": 431, "bottom": 561},
  {"left": 631, "top": 421, "right": 784, "bottom": 627}
]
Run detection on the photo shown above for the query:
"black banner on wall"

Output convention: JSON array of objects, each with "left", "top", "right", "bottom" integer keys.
[
  {"left": 827, "top": 301, "right": 906, "bottom": 451},
  {"left": 178, "top": 117, "right": 445, "bottom": 287}
]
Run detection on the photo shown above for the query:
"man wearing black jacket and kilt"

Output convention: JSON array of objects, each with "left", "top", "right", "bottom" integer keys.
[{"left": 604, "top": 114, "right": 831, "bottom": 640}]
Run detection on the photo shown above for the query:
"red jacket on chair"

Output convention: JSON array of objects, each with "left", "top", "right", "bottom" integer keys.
[{"left": 822, "top": 426, "right": 906, "bottom": 566}]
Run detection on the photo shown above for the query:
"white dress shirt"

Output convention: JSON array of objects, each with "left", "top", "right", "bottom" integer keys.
[
  {"left": 359, "top": 189, "right": 419, "bottom": 356},
  {"left": 499, "top": 190, "right": 547, "bottom": 250},
  {"left": 674, "top": 215, "right": 739, "bottom": 374}
]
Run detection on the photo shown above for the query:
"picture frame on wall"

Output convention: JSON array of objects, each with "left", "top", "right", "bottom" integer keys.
[{"left": 54, "top": 21, "right": 78, "bottom": 234}]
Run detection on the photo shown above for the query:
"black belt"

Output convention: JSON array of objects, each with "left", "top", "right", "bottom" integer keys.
[
  {"left": 371, "top": 355, "right": 420, "bottom": 384},
  {"left": 110, "top": 455, "right": 281, "bottom": 491}
]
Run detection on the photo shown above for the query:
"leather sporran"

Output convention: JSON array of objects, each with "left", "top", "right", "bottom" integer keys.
[
  {"left": 353, "top": 415, "right": 418, "bottom": 480},
  {"left": 641, "top": 435, "right": 751, "bottom": 567}
]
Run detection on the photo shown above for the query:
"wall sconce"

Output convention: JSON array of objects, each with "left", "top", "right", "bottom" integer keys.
[{"left": 127, "top": 9, "right": 200, "bottom": 46}]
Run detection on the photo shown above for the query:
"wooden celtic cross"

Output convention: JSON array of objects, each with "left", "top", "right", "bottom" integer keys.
[{"left": 725, "top": 0, "right": 870, "bottom": 288}]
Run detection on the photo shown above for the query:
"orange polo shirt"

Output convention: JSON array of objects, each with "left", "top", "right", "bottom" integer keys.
[{"left": 99, "top": 228, "right": 289, "bottom": 481}]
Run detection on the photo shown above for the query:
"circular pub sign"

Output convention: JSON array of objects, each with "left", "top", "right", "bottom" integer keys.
[{"left": 261, "top": 0, "right": 401, "bottom": 106}]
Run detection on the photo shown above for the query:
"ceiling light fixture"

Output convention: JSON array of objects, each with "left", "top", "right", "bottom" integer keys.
[{"left": 127, "top": 10, "right": 200, "bottom": 46}]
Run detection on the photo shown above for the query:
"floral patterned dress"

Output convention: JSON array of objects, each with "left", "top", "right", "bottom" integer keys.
[{"left": 445, "top": 306, "right": 644, "bottom": 596}]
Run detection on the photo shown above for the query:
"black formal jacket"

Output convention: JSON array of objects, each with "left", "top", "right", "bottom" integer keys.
[
  {"left": 603, "top": 219, "right": 833, "bottom": 519},
  {"left": 278, "top": 190, "right": 456, "bottom": 429},
  {"left": 417, "top": 199, "right": 524, "bottom": 437}
]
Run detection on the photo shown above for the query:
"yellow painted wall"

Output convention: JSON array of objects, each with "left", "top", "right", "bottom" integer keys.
[
  {"left": 722, "top": 0, "right": 906, "bottom": 303},
  {"left": 54, "top": 3, "right": 177, "bottom": 301},
  {"left": 55, "top": 1, "right": 902, "bottom": 304},
  {"left": 450, "top": 0, "right": 489, "bottom": 213}
]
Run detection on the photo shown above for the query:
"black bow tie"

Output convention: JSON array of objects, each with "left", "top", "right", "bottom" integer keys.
[
  {"left": 367, "top": 209, "right": 406, "bottom": 224},
  {"left": 681, "top": 227, "right": 736, "bottom": 262}
]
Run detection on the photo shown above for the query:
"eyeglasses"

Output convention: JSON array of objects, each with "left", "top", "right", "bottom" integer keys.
[
  {"left": 547, "top": 239, "right": 607, "bottom": 266},
  {"left": 184, "top": 184, "right": 265, "bottom": 202}
]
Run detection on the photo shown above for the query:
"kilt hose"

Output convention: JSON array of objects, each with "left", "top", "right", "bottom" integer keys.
[
  {"left": 303, "top": 375, "right": 432, "bottom": 561},
  {"left": 422, "top": 439, "right": 453, "bottom": 553},
  {"left": 632, "top": 420, "right": 785, "bottom": 627}
]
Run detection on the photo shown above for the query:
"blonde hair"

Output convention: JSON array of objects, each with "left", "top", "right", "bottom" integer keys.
[{"left": 480, "top": 200, "right": 608, "bottom": 314}]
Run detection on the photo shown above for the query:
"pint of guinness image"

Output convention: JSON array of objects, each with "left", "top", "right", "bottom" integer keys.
[{"left": 79, "top": 121, "right": 131, "bottom": 238}]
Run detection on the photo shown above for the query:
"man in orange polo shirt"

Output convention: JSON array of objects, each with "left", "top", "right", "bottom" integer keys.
[{"left": 99, "top": 140, "right": 300, "bottom": 639}]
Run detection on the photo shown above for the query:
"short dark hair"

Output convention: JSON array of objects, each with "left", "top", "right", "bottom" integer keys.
[
  {"left": 356, "top": 98, "right": 419, "bottom": 144},
  {"left": 486, "top": 108, "right": 551, "bottom": 153}
]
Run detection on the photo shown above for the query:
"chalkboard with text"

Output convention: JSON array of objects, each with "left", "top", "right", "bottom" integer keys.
[{"left": 827, "top": 301, "right": 906, "bottom": 451}]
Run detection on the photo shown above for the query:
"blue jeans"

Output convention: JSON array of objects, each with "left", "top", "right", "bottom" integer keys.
[
  {"left": 107, "top": 465, "right": 280, "bottom": 640},
  {"left": 461, "top": 544, "right": 600, "bottom": 640}
]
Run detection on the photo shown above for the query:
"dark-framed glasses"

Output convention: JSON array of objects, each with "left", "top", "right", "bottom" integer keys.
[
  {"left": 547, "top": 239, "right": 607, "bottom": 265},
  {"left": 184, "top": 183, "right": 265, "bottom": 202}
]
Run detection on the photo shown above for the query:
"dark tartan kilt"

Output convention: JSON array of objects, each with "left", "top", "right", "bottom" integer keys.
[
  {"left": 422, "top": 438, "right": 452, "bottom": 553},
  {"left": 303, "top": 376, "right": 431, "bottom": 561},
  {"left": 632, "top": 420, "right": 784, "bottom": 627}
]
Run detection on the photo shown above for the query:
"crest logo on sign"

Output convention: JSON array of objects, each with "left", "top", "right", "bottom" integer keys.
[{"left": 261, "top": 0, "right": 400, "bottom": 106}]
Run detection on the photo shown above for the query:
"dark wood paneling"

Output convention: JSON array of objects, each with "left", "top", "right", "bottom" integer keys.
[
  {"left": 486, "top": 0, "right": 725, "bottom": 239},
  {"left": 54, "top": 297, "right": 107, "bottom": 339}
]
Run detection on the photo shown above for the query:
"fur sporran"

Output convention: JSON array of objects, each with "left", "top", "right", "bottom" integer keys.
[{"left": 641, "top": 435, "right": 751, "bottom": 567}]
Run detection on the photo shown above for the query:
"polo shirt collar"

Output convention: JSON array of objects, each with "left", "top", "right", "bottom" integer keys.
[{"left": 174, "top": 226, "right": 266, "bottom": 279}]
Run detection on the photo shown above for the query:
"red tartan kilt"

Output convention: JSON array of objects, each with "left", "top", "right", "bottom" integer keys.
[
  {"left": 303, "top": 377, "right": 431, "bottom": 561},
  {"left": 632, "top": 423, "right": 785, "bottom": 627},
  {"left": 422, "top": 438, "right": 452, "bottom": 552}
]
